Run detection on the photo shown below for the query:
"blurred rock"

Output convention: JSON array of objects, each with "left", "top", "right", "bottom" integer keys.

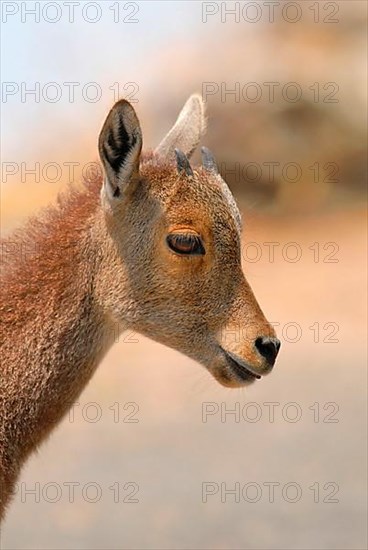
[{"left": 153, "top": 1, "right": 366, "bottom": 214}]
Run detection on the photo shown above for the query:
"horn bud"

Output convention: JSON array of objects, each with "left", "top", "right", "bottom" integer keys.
[
  {"left": 175, "top": 148, "right": 194, "bottom": 177},
  {"left": 201, "top": 146, "right": 218, "bottom": 174}
]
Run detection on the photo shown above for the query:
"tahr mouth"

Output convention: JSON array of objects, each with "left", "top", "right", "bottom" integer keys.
[{"left": 220, "top": 347, "right": 261, "bottom": 382}]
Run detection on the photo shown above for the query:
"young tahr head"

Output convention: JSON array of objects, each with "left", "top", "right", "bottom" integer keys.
[{"left": 97, "top": 95, "right": 280, "bottom": 388}]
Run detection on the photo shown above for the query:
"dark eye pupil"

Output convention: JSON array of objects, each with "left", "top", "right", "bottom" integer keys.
[
  {"left": 167, "top": 234, "right": 205, "bottom": 255},
  {"left": 172, "top": 235, "right": 194, "bottom": 252}
]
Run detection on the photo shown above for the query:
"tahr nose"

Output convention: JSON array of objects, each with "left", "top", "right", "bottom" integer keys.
[{"left": 254, "top": 336, "right": 281, "bottom": 366}]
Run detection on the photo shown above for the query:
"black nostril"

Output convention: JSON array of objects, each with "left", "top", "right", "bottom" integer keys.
[{"left": 255, "top": 337, "right": 281, "bottom": 366}]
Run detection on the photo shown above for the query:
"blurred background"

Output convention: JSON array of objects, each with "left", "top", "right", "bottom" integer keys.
[{"left": 1, "top": 1, "right": 367, "bottom": 549}]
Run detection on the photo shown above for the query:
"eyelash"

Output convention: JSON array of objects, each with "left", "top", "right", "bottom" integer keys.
[{"left": 166, "top": 233, "right": 205, "bottom": 256}]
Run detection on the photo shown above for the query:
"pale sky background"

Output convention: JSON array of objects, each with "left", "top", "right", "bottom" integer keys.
[
  {"left": 1, "top": 1, "right": 208, "bottom": 159},
  {"left": 2, "top": 0, "right": 365, "bottom": 165}
]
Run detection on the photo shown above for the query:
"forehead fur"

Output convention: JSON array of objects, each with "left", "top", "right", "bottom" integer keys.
[{"left": 140, "top": 153, "right": 242, "bottom": 235}]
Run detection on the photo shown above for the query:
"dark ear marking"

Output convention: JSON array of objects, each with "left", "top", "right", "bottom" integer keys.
[
  {"left": 112, "top": 186, "right": 121, "bottom": 198},
  {"left": 99, "top": 99, "right": 142, "bottom": 199},
  {"left": 104, "top": 115, "right": 137, "bottom": 173}
]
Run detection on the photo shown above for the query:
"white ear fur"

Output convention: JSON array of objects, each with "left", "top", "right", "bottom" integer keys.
[{"left": 155, "top": 94, "right": 206, "bottom": 161}]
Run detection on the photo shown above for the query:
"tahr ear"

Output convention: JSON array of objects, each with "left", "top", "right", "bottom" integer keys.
[
  {"left": 155, "top": 94, "right": 206, "bottom": 161},
  {"left": 98, "top": 99, "right": 142, "bottom": 200}
]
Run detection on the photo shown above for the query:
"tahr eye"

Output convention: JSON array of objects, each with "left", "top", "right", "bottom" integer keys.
[{"left": 166, "top": 233, "right": 205, "bottom": 256}]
